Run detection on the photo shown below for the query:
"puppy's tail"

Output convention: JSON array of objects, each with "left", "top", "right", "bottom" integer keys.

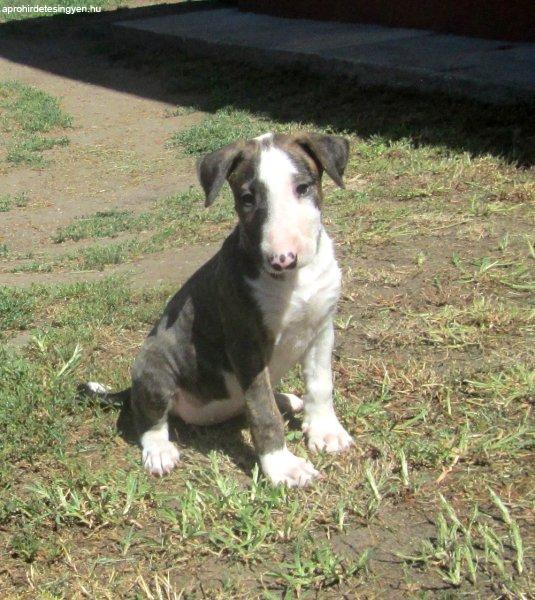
[{"left": 77, "top": 381, "right": 130, "bottom": 409}]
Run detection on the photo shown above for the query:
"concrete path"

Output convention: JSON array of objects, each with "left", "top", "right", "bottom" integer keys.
[{"left": 115, "top": 6, "right": 535, "bottom": 104}]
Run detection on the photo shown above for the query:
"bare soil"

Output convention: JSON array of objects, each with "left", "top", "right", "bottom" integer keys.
[{"left": 0, "top": 31, "right": 203, "bottom": 266}]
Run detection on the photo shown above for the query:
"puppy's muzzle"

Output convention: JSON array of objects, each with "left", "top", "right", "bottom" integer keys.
[{"left": 268, "top": 252, "right": 297, "bottom": 272}]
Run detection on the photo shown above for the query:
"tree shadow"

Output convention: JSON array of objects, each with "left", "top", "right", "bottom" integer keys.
[
  {"left": 0, "top": 1, "right": 533, "bottom": 164},
  {"left": 115, "top": 399, "right": 254, "bottom": 473}
]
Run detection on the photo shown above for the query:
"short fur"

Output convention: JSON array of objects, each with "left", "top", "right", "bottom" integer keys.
[{"left": 84, "top": 132, "right": 353, "bottom": 487}]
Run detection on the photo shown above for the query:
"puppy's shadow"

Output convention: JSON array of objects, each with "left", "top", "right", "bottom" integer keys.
[{"left": 116, "top": 401, "right": 301, "bottom": 476}]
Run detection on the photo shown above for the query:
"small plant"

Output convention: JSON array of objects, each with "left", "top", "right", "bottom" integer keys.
[
  {"left": 26, "top": 472, "right": 151, "bottom": 530},
  {"left": 10, "top": 527, "right": 40, "bottom": 563},
  {"left": 0, "top": 192, "right": 27, "bottom": 211},
  {"left": 268, "top": 537, "right": 369, "bottom": 593},
  {"left": 398, "top": 449, "right": 410, "bottom": 487},
  {"left": 399, "top": 493, "right": 525, "bottom": 590},
  {"left": 415, "top": 251, "right": 426, "bottom": 267},
  {"left": 489, "top": 488, "right": 524, "bottom": 575}
]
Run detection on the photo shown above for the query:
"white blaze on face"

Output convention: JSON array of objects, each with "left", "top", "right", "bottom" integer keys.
[{"left": 257, "top": 144, "right": 321, "bottom": 268}]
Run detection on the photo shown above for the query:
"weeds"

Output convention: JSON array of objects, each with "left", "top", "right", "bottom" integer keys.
[
  {"left": 268, "top": 540, "right": 369, "bottom": 593},
  {"left": 0, "top": 191, "right": 28, "bottom": 211},
  {"left": 400, "top": 493, "right": 526, "bottom": 592}
]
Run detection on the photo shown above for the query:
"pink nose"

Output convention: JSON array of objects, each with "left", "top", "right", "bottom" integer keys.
[{"left": 269, "top": 252, "right": 297, "bottom": 271}]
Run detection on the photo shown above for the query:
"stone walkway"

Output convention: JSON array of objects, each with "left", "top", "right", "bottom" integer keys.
[{"left": 115, "top": 6, "right": 535, "bottom": 104}]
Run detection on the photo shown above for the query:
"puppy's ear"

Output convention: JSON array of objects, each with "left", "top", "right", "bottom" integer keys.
[
  {"left": 197, "top": 142, "right": 243, "bottom": 207},
  {"left": 294, "top": 134, "right": 349, "bottom": 188}
]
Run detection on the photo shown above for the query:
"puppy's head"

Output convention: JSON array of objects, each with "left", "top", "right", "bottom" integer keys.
[{"left": 197, "top": 132, "right": 349, "bottom": 275}]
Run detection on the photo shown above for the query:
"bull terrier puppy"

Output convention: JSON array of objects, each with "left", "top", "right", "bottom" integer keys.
[{"left": 85, "top": 132, "right": 353, "bottom": 487}]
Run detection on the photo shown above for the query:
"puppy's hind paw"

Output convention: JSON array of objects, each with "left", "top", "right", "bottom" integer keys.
[{"left": 142, "top": 441, "right": 180, "bottom": 477}]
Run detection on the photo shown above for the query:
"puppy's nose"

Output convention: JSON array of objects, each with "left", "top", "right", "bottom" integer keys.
[{"left": 269, "top": 252, "right": 297, "bottom": 271}]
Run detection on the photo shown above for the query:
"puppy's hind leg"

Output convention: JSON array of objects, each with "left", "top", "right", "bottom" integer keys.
[
  {"left": 131, "top": 361, "right": 180, "bottom": 477},
  {"left": 274, "top": 392, "right": 304, "bottom": 415},
  {"left": 140, "top": 417, "right": 180, "bottom": 477}
]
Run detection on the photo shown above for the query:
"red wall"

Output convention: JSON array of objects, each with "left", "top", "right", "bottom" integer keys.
[{"left": 238, "top": 1, "right": 534, "bottom": 42}]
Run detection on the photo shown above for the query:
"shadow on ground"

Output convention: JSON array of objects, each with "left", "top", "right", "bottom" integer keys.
[
  {"left": 0, "top": 1, "right": 533, "bottom": 165},
  {"left": 116, "top": 395, "right": 301, "bottom": 475}
]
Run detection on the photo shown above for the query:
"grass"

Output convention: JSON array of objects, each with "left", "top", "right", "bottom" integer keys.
[
  {"left": 0, "top": 80, "right": 72, "bottom": 167},
  {"left": 0, "top": 18, "right": 534, "bottom": 599},
  {"left": 1, "top": 276, "right": 532, "bottom": 597},
  {"left": 399, "top": 493, "right": 526, "bottom": 590},
  {"left": 52, "top": 210, "right": 144, "bottom": 242},
  {"left": 10, "top": 188, "right": 235, "bottom": 272},
  {"left": 0, "top": 191, "right": 28, "bottom": 211},
  {"left": 168, "top": 107, "right": 293, "bottom": 155},
  {"left": 0, "top": 285, "right": 40, "bottom": 329},
  {"left": 6, "top": 133, "right": 69, "bottom": 166}
]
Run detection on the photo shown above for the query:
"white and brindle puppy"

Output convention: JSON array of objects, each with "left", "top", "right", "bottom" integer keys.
[{"left": 85, "top": 132, "right": 354, "bottom": 487}]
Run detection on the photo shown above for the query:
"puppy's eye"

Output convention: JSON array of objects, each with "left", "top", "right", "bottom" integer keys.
[
  {"left": 240, "top": 193, "right": 255, "bottom": 208},
  {"left": 296, "top": 183, "right": 311, "bottom": 197}
]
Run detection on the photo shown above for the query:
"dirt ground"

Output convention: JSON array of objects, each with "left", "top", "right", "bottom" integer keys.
[{"left": 0, "top": 26, "right": 215, "bottom": 282}]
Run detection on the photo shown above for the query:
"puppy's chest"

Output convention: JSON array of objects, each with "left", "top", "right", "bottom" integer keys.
[
  {"left": 266, "top": 279, "right": 339, "bottom": 338},
  {"left": 250, "top": 262, "right": 341, "bottom": 380}
]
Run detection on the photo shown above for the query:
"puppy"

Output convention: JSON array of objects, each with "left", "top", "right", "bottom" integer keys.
[{"left": 86, "top": 132, "right": 353, "bottom": 487}]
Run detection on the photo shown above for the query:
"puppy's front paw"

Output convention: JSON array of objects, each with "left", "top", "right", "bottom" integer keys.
[
  {"left": 303, "top": 416, "right": 354, "bottom": 453},
  {"left": 142, "top": 440, "right": 180, "bottom": 476},
  {"left": 260, "top": 447, "right": 320, "bottom": 488}
]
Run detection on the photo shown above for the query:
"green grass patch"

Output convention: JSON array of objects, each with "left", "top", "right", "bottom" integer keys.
[
  {"left": 0, "top": 191, "right": 28, "bottom": 211},
  {"left": 6, "top": 134, "right": 69, "bottom": 166},
  {"left": 0, "top": 80, "right": 72, "bottom": 167},
  {"left": 15, "top": 188, "right": 236, "bottom": 272},
  {"left": 0, "top": 286, "right": 40, "bottom": 330},
  {"left": 169, "top": 107, "right": 291, "bottom": 155},
  {"left": 77, "top": 238, "right": 142, "bottom": 270},
  {"left": 52, "top": 210, "right": 144, "bottom": 243},
  {"left": 376, "top": 296, "right": 535, "bottom": 350},
  {"left": 452, "top": 252, "right": 535, "bottom": 293},
  {"left": 0, "top": 80, "right": 72, "bottom": 132},
  {"left": 400, "top": 494, "right": 527, "bottom": 590}
]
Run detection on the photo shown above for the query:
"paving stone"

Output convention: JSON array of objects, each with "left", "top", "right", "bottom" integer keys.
[
  {"left": 115, "top": 6, "right": 535, "bottom": 103},
  {"left": 321, "top": 34, "right": 505, "bottom": 72}
]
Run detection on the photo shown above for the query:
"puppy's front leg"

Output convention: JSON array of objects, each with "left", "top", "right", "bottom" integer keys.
[
  {"left": 302, "top": 320, "right": 354, "bottom": 453},
  {"left": 247, "top": 368, "right": 320, "bottom": 488},
  {"left": 236, "top": 363, "right": 319, "bottom": 488}
]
